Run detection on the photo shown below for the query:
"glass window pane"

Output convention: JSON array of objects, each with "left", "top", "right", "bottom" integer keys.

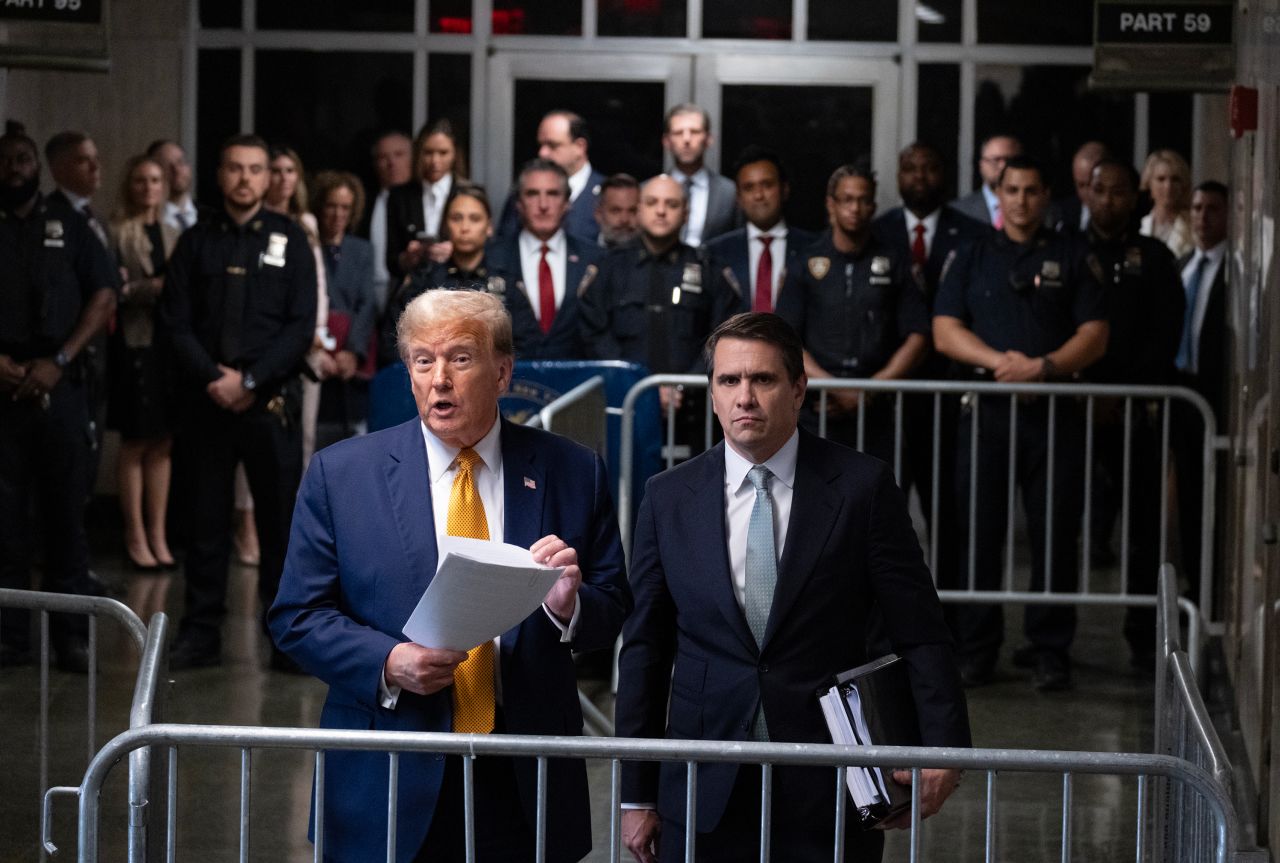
[
  {"left": 917, "top": 64, "right": 961, "bottom": 201},
  {"left": 427, "top": 54, "right": 474, "bottom": 177},
  {"left": 808, "top": 0, "right": 896, "bottom": 42},
  {"left": 703, "top": 0, "right": 791, "bottom": 40},
  {"left": 598, "top": 0, "right": 687, "bottom": 37},
  {"left": 918, "top": 0, "right": 960, "bottom": 43},
  {"left": 256, "top": 0, "right": 414, "bottom": 31},
  {"left": 492, "top": 0, "right": 582, "bottom": 35},
  {"left": 196, "top": 49, "right": 241, "bottom": 206},
  {"left": 199, "top": 0, "right": 241, "bottom": 29},
  {"left": 720, "top": 84, "right": 873, "bottom": 232},
  {"left": 253, "top": 50, "right": 413, "bottom": 198},
  {"left": 978, "top": 0, "right": 1091, "bottom": 45},
  {"left": 431, "top": 0, "right": 474, "bottom": 33},
  {"left": 1148, "top": 93, "right": 1193, "bottom": 168},
  {"left": 511, "top": 79, "right": 666, "bottom": 181},
  {"left": 974, "top": 65, "right": 1134, "bottom": 196}
]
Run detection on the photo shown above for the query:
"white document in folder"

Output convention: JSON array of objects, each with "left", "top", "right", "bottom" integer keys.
[{"left": 401, "top": 536, "right": 564, "bottom": 651}]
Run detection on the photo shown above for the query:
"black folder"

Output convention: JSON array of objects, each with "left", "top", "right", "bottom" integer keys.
[{"left": 816, "top": 653, "right": 922, "bottom": 829}]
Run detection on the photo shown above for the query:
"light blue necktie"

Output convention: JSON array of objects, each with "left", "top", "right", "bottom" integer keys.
[
  {"left": 1176, "top": 254, "right": 1208, "bottom": 372},
  {"left": 744, "top": 465, "right": 777, "bottom": 741}
]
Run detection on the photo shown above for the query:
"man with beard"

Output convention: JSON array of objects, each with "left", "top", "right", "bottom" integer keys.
[
  {"left": 594, "top": 173, "right": 641, "bottom": 249},
  {"left": 0, "top": 128, "right": 117, "bottom": 672},
  {"left": 160, "top": 133, "right": 317, "bottom": 671}
]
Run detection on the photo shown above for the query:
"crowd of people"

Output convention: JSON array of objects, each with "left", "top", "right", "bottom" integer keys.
[{"left": 0, "top": 101, "right": 1232, "bottom": 859}]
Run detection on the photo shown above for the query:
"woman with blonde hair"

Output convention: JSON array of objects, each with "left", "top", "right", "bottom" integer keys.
[
  {"left": 1140, "top": 148, "right": 1194, "bottom": 259},
  {"left": 108, "top": 154, "right": 180, "bottom": 618}
]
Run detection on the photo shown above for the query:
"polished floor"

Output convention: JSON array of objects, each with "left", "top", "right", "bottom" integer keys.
[{"left": 3, "top": 539, "right": 1158, "bottom": 862}]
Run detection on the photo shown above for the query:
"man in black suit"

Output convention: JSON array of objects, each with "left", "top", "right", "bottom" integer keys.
[
  {"left": 487, "top": 159, "right": 603, "bottom": 358},
  {"left": 873, "top": 141, "right": 985, "bottom": 607},
  {"left": 1049, "top": 141, "right": 1109, "bottom": 235},
  {"left": 664, "top": 103, "right": 739, "bottom": 246},
  {"left": 617, "top": 312, "right": 969, "bottom": 862},
  {"left": 498, "top": 110, "right": 605, "bottom": 243},
  {"left": 704, "top": 146, "right": 815, "bottom": 315},
  {"left": 1172, "top": 180, "right": 1230, "bottom": 607}
]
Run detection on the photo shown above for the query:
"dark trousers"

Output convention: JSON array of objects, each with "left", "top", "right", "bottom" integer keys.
[
  {"left": 0, "top": 379, "right": 99, "bottom": 647},
  {"left": 173, "top": 395, "right": 301, "bottom": 640},
  {"left": 951, "top": 396, "right": 1085, "bottom": 662},
  {"left": 1170, "top": 398, "right": 1213, "bottom": 609},
  {"left": 1091, "top": 401, "right": 1167, "bottom": 652},
  {"left": 659, "top": 764, "right": 885, "bottom": 862}
]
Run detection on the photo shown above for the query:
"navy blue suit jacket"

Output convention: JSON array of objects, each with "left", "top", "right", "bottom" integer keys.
[
  {"left": 497, "top": 170, "right": 606, "bottom": 244},
  {"left": 872, "top": 206, "right": 988, "bottom": 306},
  {"left": 703, "top": 225, "right": 818, "bottom": 314},
  {"left": 615, "top": 431, "right": 970, "bottom": 832},
  {"left": 269, "top": 417, "right": 632, "bottom": 863},
  {"left": 486, "top": 231, "right": 604, "bottom": 359},
  {"left": 323, "top": 234, "right": 376, "bottom": 361}
]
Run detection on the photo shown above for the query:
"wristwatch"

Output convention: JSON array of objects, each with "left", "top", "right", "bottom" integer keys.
[
  {"left": 53, "top": 350, "right": 70, "bottom": 369},
  {"left": 242, "top": 372, "right": 257, "bottom": 392}
]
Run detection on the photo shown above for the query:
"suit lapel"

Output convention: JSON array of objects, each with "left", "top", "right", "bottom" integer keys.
[
  {"left": 762, "top": 433, "right": 841, "bottom": 650},
  {"left": 382, "top": 419, "right": 440, "bottom": 603},
  {"left": 499, "top": 421, "right": 546, "bottom": 652}
]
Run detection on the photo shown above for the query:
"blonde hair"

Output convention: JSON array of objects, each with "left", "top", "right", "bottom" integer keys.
[
  {"left": 113, "top": 154, "right": 168, "bottom": 225},
  {"left": 396, "top": 289, "right": 513, "bottom": 361},
  {"left": 1140, "top": 149, "right": 1192, "bottom": 212}
]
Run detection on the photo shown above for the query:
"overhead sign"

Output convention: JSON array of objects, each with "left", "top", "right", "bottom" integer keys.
[
  {"left": 1092, "top": 0, "right": 1235, "bottom": 91},
  {"left": 0, "top": 0, "right": 109, "bottom": 71},
  {"left": 0, "top": 0, "right": 102, "bottom": 24}
]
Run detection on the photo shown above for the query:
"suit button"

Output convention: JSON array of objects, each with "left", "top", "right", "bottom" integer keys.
[{"left": 759, "top": 663, "right": 769, "bottom": 673}]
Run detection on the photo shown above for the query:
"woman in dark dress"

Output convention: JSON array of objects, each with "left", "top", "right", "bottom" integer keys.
[
  {"left": 108, "top": 155, "right": 180, "bottom": 617},
  {"left": 379, "top": 183, "right": 543, "bottom": 366}
]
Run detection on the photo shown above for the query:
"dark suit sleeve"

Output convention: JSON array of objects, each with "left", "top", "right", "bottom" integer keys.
[
  {"left": 246, "top": 225, "right": 318, "bottom": 390},
  {"left": 500, "top": 278, "right": 546, "bottom": 360},
  {"left": 773, "top": 265, "right": 808, "bottom": 337},
  {"left": 577, "top": 260, "right": 621, "bottom": 360},
  {"left": 159, "top": 228, "right": 222, "bottom": 384},
  {"left": 562, "top": 451, "right": 633, "bottom": 651},
  {"left": 385, "top": 187, "right": 409, "bottom": 279},
  {"left": 1149, "top": 244, "right": 1186, "bottom": 375},
  {"left": 268, "top": 453, "right": 403, "bottom": 708},
  {"left": 932, "top": 241, "right": 975, "bottom": 323},
  {"left": 615, "top": 486, "right": 678, "bottom": 803},
  {"left": 894, "top": 256, "right": 931, "bottom": 340},
  {"left": 346, "top": 241, "right": 377, "bottom": 362},
  {"left": 864, "top": 464, "right": 972, "bottom": 748},
  {"left": 690, "top": 259, "right": 741, "bottom": 372}
]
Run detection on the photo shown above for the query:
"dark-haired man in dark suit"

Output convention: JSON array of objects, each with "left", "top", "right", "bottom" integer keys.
[{"left": 498, "top": 110, "right": 605, "bottom": 243}]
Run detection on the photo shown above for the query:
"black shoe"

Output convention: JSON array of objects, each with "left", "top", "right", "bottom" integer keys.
[
  {"left": 54, "top": 637, "right": 92, "bottom": 674},
  {"left": 1032, "top": 653, "right": 1072, "bottom": 692},
  {"left": 169, "top": 632, "right": 222, "bottom": 670},
  {"left": 269, "top": 648, "right": 306, "bottom": 675},
  {"left": 958, "top": 657, "right": 996, "bottom": 688},
  {"left": 1011, "top": 643, "right": 1038, "bottom": 669}
]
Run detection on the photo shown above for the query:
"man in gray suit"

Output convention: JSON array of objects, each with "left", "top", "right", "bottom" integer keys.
[
  {"left": 663, "top": 103, "right": 739, "bottom": 246},
  {"left": 950, "top": 133, "right": 1021, "bottom": 227}
]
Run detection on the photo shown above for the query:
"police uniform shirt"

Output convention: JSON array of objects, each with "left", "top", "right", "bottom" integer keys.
[
  {"left": 0, "top": 194, "right": 116, "bottom": 357},
  {"left": 578, "top": 242, "right": 740, "bottom": 373},
  {"left": 400, "top": 257, "right": 544, "bottom": 357},
  {"left": 934, "top": 227, "right": 1106, "bottom": 361},
  {"left": 1086, "top": 228, "right": 1183, "bottom": 385},
  {"left": 160, "top": 207, "right": 317, "bottom": 394},
  {"left": 774, "top": 231, "right": 930, "bottom": 378}
]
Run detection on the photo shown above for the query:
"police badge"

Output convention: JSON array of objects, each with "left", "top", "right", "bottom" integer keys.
[
  {"left": 1041, "top": 260, "right": 1061, "bottom": 280},
  {"left": 871, "top": 256, "right": 890, "bottom": 275},
  {"left": 44, "top": 219, "right": 65, "bottom": 248},
  {"left": 487, "top": 275, "right": 507, "bottom": 295},
  {"left": 263, "top": 232, "right": 288, "bottom": 267},
  {"left": 808, "top": 256, "right": 830, "bottom": 279},
  {"left": 680, "top": 262, "right": 702, "bottom": 293}
]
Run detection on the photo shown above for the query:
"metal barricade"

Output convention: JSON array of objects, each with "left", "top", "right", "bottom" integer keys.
[
  {"left": 70, "top": 723, "right": 1250, "bottom": 863},
  {"left": 0, "top": 589, "right": 167, "bottom": 862},
  {"left": 524, "top": 375, "right": 607, "bottom": 458},
  {"left": 618, "top": 376, "right": 1221, "bottom": 649}
]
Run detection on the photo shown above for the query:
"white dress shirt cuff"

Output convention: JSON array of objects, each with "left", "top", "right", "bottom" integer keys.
[
  {"left": 542, "top": 594, "right": 581, "bottom": 642},
  {"left": 379, "top": 667, "right": 402, "bottom": 709},
  {"left": 621, "top": 803, "right": 657, "bottom": 810}
]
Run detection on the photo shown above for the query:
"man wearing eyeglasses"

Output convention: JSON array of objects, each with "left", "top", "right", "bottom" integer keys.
[{"left": 950, "top": 133, "right": 1022, "bottom": 229}]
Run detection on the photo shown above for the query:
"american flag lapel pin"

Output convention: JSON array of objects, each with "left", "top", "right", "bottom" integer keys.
[{"left": 524, "top": 476, "right": 537, "bottom": 490}]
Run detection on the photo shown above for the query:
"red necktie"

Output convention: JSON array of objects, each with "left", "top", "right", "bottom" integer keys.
[
  {"left": 753, "top": 235, "right": 774, "bottom": 313},
  {"left": 993, "top": 206, "right": 1004, "bottom": 230},
  {"left": 538, "top": 243, "right": 555, "bottom": 333},
  {"left": 911, "top": 223, "right": 927, "bottom": 270}
]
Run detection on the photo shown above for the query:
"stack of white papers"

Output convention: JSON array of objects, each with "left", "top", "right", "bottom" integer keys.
[{"left": 818, "top": 684, "right": 892, "bottom": 808}]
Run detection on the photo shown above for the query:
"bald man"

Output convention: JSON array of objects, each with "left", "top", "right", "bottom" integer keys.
[{"left": 1050, "top": 140, "right": 1110, "bottom": 234}]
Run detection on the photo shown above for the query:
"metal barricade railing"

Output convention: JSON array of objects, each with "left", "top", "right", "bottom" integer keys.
[
  {"left": 71, "top": 723, "right": 1249, "bottom": 863},
  {"left": 618, "top": 376, "right": 1221, "bottom": 644},
  {"left": 524, "top": 375, "right": 607, "bottom": 459},
  {"left": 0, "top": 588, "right": 168, "bottom": 863}
]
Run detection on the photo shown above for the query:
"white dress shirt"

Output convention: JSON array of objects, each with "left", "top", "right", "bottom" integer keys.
[
  {"left": 746, "top": 221, "right": 789, "bottom": 308},
  {"left": 369, "top": 189, "right": 392, "bottom": 312},
  {"left": 518, "top": 228, "right": 566, "bottom": 320},
  {"left": 903, "top": 208, "right": 940, "bottom": 259},
  {"left": 723, "top": 430, "right": 799, "bottom": 610},
  {"left": 672, "top": 166, "right": 710, "bottom": 246},
  {"left": 1183, "top": 240, "right": 1226, "bottom": 374},
  {"left": 380, "top": 416, "right": 578, "bottom": 708},
  {"left": 981, "top": 185, "right": 1000, "bottom": 225},
  {"left": 162, "top": 196, "right": 198, "bottom": 232},
  {"left": 567, "top": 161, "right": 594, "bottom": 204},
  {"left": 420, "top": 173, "right": 454, "bottom": 239}
]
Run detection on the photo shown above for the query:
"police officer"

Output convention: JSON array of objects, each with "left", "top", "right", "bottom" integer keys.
[
  {"left": 0, "top": 128, "right": 116, "bottom": 671},
  {"left": 1083, "top": 158, "right": 1184, "bottom": 669},
  {"left": 775, "top": 163, "right": 930, "bottom": 466},
  {"left": 160, "top": 134, "right": 317, "bottom": 670},
  {"left": 934, "top": 155, "right": 1109, "bottom": 692},
  {"left": 578, "top": 173, "right": 739, "bottom": 437}
]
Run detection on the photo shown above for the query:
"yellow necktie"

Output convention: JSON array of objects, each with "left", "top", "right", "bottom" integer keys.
[{"left": 447, "top": 448, "right": 496, "bottom": 733}]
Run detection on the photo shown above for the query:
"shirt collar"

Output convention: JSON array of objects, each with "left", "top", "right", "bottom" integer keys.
[
  {"left": 424, "top": 174, "right": 453, "bottom": 199},
  {"left": 904, "top": 208, "right": 940, "bottom": 235},
  {"left": 723, "top": 429, "right": 800, "bottom": 495},
  {"left": 747, "top": 220, "right": 786, "bottom": 240},
  {"left": 519, "top": 227, "right": 565, "bottom": 255},
  {"left": 567, "top": 162, "right": 593, "bottom": 201},
  {"left": 59, "top": 187, "right": 91, "bottom": 212},
  {"left": 671, "top": 167, "right": 708, "bottom": 188},
  {"left": 1198, "top": 240, "right": 1227, "bottom": 264},
  {"left": 981, "top": 184, "right": 999, "bottom": 215},
  {"left": 421, "top": 414, "right": 503, "bottom": 483}
]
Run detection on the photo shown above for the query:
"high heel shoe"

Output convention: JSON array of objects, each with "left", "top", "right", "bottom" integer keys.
[{"left": 124, "top": 544, "right": 161, "bottom": 574}]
